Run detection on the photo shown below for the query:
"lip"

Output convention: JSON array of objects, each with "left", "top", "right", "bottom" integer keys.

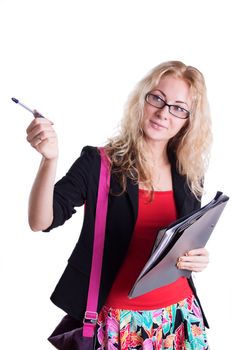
[{"left": 150, "top": 120, "right": 167, "bottom": 129}]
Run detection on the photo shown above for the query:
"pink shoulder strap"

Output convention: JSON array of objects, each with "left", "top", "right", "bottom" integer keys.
[{"left": 83, "top": 147, "right": 110, "bottom": 337}]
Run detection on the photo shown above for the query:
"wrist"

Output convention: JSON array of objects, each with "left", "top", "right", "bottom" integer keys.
[
  {"left": 41, "top": 156, "right": 58, "bottom": 167},
  {"left": 42, "top": 155, "right": 58, "bottom": 163}
]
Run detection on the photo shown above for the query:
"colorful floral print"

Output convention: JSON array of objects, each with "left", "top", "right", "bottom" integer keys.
[{"left": 96, "top": 295, "right": 208, "bottom": 349}]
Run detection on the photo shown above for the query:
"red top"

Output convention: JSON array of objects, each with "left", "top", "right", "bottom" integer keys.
[{"left": 105, "top": 189, "right": 193, "bottom": 310}]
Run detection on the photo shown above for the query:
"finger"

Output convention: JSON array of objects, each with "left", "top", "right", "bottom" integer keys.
[
  {"left": 31, "top": 136, "right": 43, "bottom": 148},
  {"left": 177, "top": 261, "right": 208, "bottom": 272},
  {"left": 26, "top": 116, "right": 54, "bottom": 134},
  {"left": 29, "top": 130, "right": 57, "bottom": 146},
  {"left": 178, "top": 260, "right": 208, "bottom": 268},
  {"left": 33, "top": 109, "right": 44, "bottom": 118},
  {"left": 33, "top": 109, "right": 54, "bottom": 124},
  {"left": 178, "top": 265, "right": 206, "bottom": 272},
  {"left": 187, "top": 248, "right": 209, "bottom": 256},
  {"left": 178, "top": 255, "right": 209, "bottom": 263},
  {"left": 31, "top": 133, "right": 57, "bottom": 148},
  {"left": 27, "top": 124, "right": 55, "bottom": 142},
  {"left": 36, "top": 129, "right": 57, "bottom": 143},
  {"left": 26, "top": 119, "right": 38, "bottom": 134}
]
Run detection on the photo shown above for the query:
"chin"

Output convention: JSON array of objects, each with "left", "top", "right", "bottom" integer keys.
[
  {"left": 144, "top": 133, "right": 168, "bottom": 144},
  {"left": 143, "top": 128, "right": 167, "bottom": 143}
]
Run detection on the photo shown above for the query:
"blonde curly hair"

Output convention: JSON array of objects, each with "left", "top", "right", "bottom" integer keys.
[{"left": 104, "top": 61, "right": 212, "bottom": 199}]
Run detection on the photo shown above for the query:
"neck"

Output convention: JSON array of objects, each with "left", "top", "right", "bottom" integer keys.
[{"left": 144, "top": 140, "right": 169, "bottom": 167}]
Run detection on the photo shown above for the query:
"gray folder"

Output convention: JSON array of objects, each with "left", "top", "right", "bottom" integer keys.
[{"left": 128, "top": 191, "right": 229, "bottom": 299}]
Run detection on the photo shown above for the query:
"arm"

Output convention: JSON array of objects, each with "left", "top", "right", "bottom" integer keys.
[
  {"left": 26, "top": 115, "right": 58, "bottom": 231},
  {"left": 26, "top": 113, "right": 98, "bottom": 232},
  {"left": 42, "top": 146, "right": 97, "bottom": 232},
  {"left": 28, "top": 157, "right": 58, "bottom": 231}
]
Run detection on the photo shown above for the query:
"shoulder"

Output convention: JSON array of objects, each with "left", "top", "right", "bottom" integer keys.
[
  {"left": 69, "top": 145, "right": 100, "bottom": 171},
  {"left": 80, "top": 145, "right": 100, "bottom": 159},
  {"left": 60, "top": 146, "right": 101, "bottom": 185}
]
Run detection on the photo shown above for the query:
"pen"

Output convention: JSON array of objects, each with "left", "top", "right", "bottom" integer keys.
[{"left": 11, "top": 97, "right": 44, "bottom": 118}]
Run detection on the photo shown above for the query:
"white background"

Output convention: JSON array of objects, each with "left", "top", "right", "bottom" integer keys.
[{"left": 0, "top": 0, "right": 232, "bottom": 349}]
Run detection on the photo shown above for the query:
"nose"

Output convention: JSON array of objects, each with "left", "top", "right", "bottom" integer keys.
[{"left": 156, "top": 105, "right": 169, "bottom": 120}]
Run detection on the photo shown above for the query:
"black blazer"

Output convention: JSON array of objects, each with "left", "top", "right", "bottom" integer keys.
[{"left": 44, "top": 146, "right": 209, "bottom": 328}]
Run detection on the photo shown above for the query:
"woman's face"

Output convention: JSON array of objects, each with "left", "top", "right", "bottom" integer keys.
[{"left": 142, "top": 75, "right": 192, "bottom": 146}]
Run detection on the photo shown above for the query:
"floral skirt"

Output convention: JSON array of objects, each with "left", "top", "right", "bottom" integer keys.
[{"left": 95, "top": 295, "right": 208, "bottom": 350}]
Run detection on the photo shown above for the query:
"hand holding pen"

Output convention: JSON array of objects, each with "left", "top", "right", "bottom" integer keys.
[{"left": 12, "top": 97, "right": 58, "bottom": 160}]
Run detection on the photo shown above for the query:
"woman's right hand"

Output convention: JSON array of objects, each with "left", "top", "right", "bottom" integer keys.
[{"left": 26, "top": 111, "right": 58, "bottom": 160}]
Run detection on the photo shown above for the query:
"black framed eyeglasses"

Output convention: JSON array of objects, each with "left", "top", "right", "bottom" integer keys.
[{"left": 145, "top": 93, "right": 191, "bottom": 119}]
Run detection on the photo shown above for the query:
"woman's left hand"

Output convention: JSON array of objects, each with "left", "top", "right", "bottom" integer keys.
[{"left": 177, "top": 248, "right": 209, "bottom": 272}]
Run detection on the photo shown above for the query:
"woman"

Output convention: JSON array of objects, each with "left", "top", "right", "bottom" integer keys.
[{"left": 27, "top": 61, "right": 212, "bottom": 349}]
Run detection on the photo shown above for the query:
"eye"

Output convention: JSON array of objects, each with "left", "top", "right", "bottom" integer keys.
[
  {"left": 152, "top": 94, "right": 163, "bottom": 102},
  {"left": 173, "top": 105, "right": 185, "bottom": 113},
  {"left": 146, "top": 93, "right": 165, "bottom": 108}
]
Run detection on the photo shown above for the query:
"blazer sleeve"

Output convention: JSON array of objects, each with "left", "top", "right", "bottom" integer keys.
[{"left": 43, "top": 145, "right": 98, "bottom": 232}]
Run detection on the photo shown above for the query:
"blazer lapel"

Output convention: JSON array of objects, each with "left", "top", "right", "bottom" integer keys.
[
  {"left": 170, "top": 152, "right": 198, "bottom": 218},
  {"left": 110, "top": 152, "right": 195, "bottom": 224},
  {"left": 124, "top": 162, "right": 186, "bottom": 222},
  {"left": 126, "top": 177, "right": 138, "bottom": 224},
  {"left": 168, "top": 150, "right": 187, "bottom": 218},
  {"left": 171, "top": 166, "right": 187, "bottom": 218},
  {"left": 110, "top": 173, "right": 138, "bottom": 224}
]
